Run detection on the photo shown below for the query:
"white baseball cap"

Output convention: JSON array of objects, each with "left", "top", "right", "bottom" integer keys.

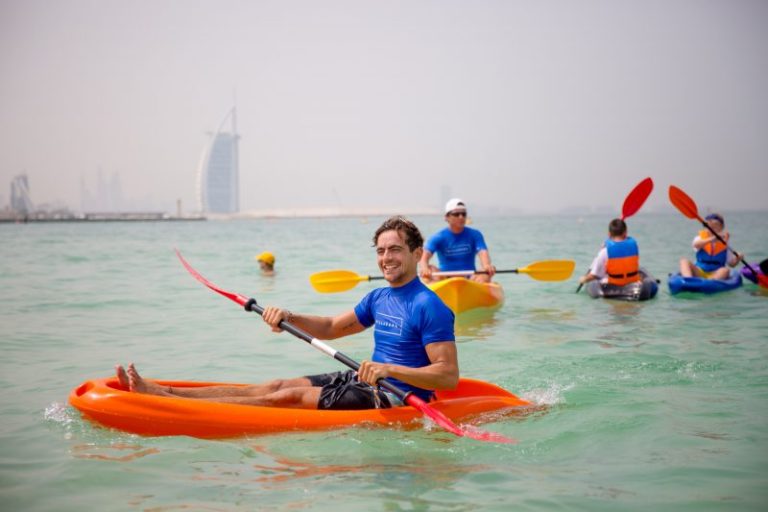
[{"left": 445, "top": 198, "right": 467, "bottom": 214}]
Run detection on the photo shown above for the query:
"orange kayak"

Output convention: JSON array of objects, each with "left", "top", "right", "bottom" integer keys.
[
  {"left": 69, "top": 377, "right": 530, "bottom": 438},
  {"left": 428, "top": 278, "right": 504, "bottom": 314}
]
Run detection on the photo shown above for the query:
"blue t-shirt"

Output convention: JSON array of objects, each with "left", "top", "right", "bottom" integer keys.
[
  {"left": 353, "top": 277, "right": 455, "bottom": 401},
  {"left": 425, "top": 226, "right": 488, "bottom": 271}
]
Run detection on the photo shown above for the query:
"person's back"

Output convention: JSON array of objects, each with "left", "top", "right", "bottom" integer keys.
[{"left": 580, "top": 218, "right": 640, "bottom": 286}]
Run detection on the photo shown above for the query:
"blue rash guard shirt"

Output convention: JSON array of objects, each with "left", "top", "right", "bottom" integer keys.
[
  {"left": 353, "top": 277, "right": 456, "bottom": 401},
  {"left": 425, "top": 226, "right": 488, "bottom": 271}
]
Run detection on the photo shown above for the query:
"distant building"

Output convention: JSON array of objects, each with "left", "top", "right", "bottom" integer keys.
[
  {"left": 80, "top": 170, "right": 125, "bottom": 212},
  {"left": 11, "top": 174, "right": 34, "bottom": 214},
  {"left": 196, "top": 107, "right": 240, "bottom": 214}
]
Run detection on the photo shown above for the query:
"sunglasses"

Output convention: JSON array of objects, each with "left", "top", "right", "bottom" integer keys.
[{"left": 448, "top": 211, "right": 467, "bottom": 217}]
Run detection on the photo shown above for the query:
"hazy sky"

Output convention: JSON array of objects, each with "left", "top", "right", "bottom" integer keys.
[{"left": 1, "top": 0, "right": 766, "bottom": 214}]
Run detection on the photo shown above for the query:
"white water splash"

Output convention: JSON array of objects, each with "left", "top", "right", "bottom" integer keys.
[
  {"left": 522, "top": 382, "right": 574, "bottom": 406},
  {"left": 43, "top": 402, "right": 73, "bottom": 426}
]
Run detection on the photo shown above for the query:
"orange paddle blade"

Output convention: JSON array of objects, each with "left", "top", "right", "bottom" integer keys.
[
  {"left": 668, "top": 185, "right": 700, "bottom": 220},
  {"left": 621, "top": 177, "right": 654, "bottom": 220}
]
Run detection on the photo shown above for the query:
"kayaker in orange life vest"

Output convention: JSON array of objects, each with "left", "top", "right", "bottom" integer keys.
[
  {"left": 115, "top": 216, "right": 458, "bottom": 411},
  {"left": 678, "top": 213, "right": 743, "bottom": 280},
  {"left": 578, "top": 218, "right": 641, "bottom": 288}
]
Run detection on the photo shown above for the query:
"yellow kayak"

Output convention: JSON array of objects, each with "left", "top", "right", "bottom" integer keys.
[{"left": 428, "top": 277, "right": 504, "bottom": 315}]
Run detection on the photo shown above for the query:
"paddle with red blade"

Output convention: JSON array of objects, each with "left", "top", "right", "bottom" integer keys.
[
  {"left": 576, "top": 177, "right": 654, "bottom": 292},
  {"left": 668, "top": 185, "right": 766, "bottom": 288},
  {"left": 176, "top": 249, "right": 515, "bottom": 443}
]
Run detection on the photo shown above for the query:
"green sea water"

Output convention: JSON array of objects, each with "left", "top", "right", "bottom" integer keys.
[{"left": 1, "top": 213, "right": 766, "bottom": 511}]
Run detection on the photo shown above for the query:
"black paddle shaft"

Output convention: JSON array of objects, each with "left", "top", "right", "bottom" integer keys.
[
  {"left": 699, "top": 220, "right": 759, "bottom": 277},
  {"left": 243, "top": 298, "right": 411, "bottom": 402}
]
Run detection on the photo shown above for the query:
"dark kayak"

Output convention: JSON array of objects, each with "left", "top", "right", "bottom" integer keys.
[
  {"left": 586, "top": 267, "right": 659, "bottom": 301},
  {"left": 668, "top": 271, "right": 743, "bottom": 295},
  {"left": 740, "top": 262, "right": 766, "bottom": 285}
]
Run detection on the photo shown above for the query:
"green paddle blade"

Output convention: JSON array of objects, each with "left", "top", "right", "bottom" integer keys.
[{"left": 309, "top": 270, "right": 370, "bottom": 293}]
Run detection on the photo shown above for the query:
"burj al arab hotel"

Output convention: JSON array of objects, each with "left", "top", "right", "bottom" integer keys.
[{"left": 196, "top": 107, "right": 240, "bottom": 214}]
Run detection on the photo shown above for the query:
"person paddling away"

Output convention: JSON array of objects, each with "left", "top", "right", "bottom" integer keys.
[
  {"left": 116, "top": 216, "right": 458, "bottom": 410},
  {"left": 678, "top": 213, "right": 742, "bottom": 280},
  {"left": 578, "top": 218, "right": 641, "bottom": 288},
  {"left": 419, "top": 198, "right": 496, "bottom": 283}
]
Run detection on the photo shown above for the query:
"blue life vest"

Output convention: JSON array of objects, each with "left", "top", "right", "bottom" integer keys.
[{"left": 695, "top": 230, "right": 729, "bottom": 272}]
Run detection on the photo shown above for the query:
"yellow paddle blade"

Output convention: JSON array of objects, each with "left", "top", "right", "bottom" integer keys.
[
  {"left": 309, "top": 269, "right": 370, "bottom": 293},
  {"left": 517, "top": 260, "right": 576, "bottom": 281}
]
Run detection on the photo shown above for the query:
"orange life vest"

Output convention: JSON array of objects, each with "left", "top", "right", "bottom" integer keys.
[
  {"left": 605, "top": 237, "right": 640, "bottom": 286},
  {"left": 695, "top": 230, "right": 729, "bottom": 272}
]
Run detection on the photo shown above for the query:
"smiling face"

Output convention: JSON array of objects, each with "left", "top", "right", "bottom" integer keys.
[{"left": 375, "top": 229, "right": 423, "bottom": 287}]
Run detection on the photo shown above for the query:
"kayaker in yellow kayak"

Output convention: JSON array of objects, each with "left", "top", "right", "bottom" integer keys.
[
  {"left": 419, "top": 198, "right": 496, "bottom": 283},
  {"left": 116, "top": 216, "right": 458, "bottom": 410}
]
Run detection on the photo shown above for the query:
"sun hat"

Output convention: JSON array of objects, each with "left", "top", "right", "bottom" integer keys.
[
  {"left": 444, "top": 198, "right": 467, "bottom": 214},
  {"left": 255, "top": 251, "right": 275, "bottom": 265}
]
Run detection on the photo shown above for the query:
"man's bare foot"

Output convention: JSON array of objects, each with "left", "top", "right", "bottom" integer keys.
[
  {"left": 126, "top": 363, "right": 169, "bottom": 396},
  {"left": 115, "top": 365, "right": 130, "bottom": 389}
]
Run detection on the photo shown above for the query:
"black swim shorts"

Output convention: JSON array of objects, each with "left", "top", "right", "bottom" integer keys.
[{"left": 306, "top": 370, "right": 401, "bottom": 410}]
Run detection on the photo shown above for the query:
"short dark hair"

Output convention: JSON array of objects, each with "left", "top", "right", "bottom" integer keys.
[
  {"left": 373, "top": 216, "right": 424, "bottom": 251},
  {"left": 608, "top": 218, "right": 627, "bottom": 237}
]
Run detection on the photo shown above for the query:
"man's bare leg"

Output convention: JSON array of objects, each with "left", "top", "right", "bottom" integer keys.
[
  {"left": 198, "top": 386, "right": 323, "bottom": 409},
  {"left": 117, "top": 363, "right": 316, "bottom": 400},
  {"left": 709, "top": 267, "right": 731, "bottom": 280},
  {"left": 124, "top": 364, "right": 174, "bottom": 396},
  {"left": 471, "top": 273, "right": 491, "bottom": 283},
  {"left": 115, "top": 364, "right": 130, "bottom": 389}
]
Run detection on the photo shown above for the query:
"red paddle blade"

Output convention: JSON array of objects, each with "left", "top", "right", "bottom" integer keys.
[
  {"left": 406, "top": 395, "right": 516, "bottom": 444},
  {"left": 176, "top": 249, "right": 249, "bottom": 307},
  {"left": 759, "top": 275, "right": 768, "bottom": 290},
  {"left": 621, "top": 177, "right": 654, "bottom": 220},
  {"left": 668, "top": 185, "right": 700, "bottom": 220}
]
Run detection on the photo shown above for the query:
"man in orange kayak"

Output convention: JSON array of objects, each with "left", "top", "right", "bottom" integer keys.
[
  {"left": 419, "top": 198, "right": 496, "bottom": 283},
  {"left": 578, "top": 218, "right": 641, "bottom": 288},
  {"left": 116, "top": 216, "right": 458, "bottom": 410},
  {"left": 678, "top": 213, "right": 742, "bottom": 280}
]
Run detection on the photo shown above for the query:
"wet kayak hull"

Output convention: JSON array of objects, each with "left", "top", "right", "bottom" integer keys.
[
  {"left": 668, "top": 271, "right": 743, "bottom": 295},
  {"left": 586, "top": 268, "right": 659, "bottom": 301},
  {"left": 740, "top": 263, "right": 765, "bottom": 285},
  {"left": 69, "top": 377, "right": 530, "bottom": 438},
  {"left": 428, "top": 278, "right": 504, "bottom": 314}
]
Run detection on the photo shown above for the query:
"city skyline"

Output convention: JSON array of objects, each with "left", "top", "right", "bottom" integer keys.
[{"left": 2, "top": 1, "right": 767, "bottom": 216}]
